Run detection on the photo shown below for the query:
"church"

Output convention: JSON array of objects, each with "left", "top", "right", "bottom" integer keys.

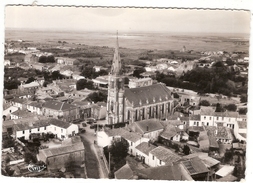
[{"left": 107, "top": 35, "right": 174, "bottom": 124}]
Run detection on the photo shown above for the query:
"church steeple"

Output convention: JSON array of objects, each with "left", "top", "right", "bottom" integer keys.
[{"left": 111, "top": 31, "right": 122, "bottom": 76}]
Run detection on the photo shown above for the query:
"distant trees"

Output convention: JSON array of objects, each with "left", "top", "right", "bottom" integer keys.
[
  {"left": 133, "top": 68, "right": 146, "bottom": 78},
  {"left": 87, "top": 91, "right": 107, "bottom": 103},
  {"left": 199, "top": 100, "right": 211, "bottom": 106},
  {"left": 240, "top": 94, "right": 247, "bottom": 103},
  {"left": 238, "top": 108, "right": 247, "bottom": 115},
  {"left": 26, "top": 77, "right": 36, "bottom": 84},
  {"left": 76, "top": 79, "right": 94, "bottom": 90},
  {"left": 225, "top": 104, "right": 237, "bottom": 112},
  {"left": 38, "top": 55, "right": 56, "bottom": 63},
  {"left": 81, "top": 67, "right": 108, "bottom": 79},
  {"left": 183, "top": 145, "right": 190, "bottom": 155},
  {"left": 4, "top": 79, "right": 20, "bottom": 90}
]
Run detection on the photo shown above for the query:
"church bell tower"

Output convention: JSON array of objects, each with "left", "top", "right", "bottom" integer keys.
[{"left": 107, "top": 32, "right": 125, "bottom": 124}]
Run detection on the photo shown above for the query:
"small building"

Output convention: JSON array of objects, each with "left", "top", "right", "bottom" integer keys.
[
  {"left": 215, "top": 165, "right": 234, "bottom": 179},
  {"left": 19, "top": 81, "right": 40, "bottom": 94},
  {"left": 91, "top": 102, "right": 107, "bottom": 120},
  {"left": 160, "top": 124, "right": 186, "bottom": 142},
  {"left": 4, "top": 60, "right": 11, "bottom": 66},
  {"left": 234, "top": 120, "right": 247, "bottom": 142},
  {"left": 37, "top": 141, "right": 85, "bottom": 171},
  {"left": 26, "top": 101, "right": 43, "bottom": 115},
  {"left": 55, "top": 57, "right": 76, "bottom": 65},
  {"left": 149, "top": 146, "right": 181, "bottom": 167},
  {"left": 92, "top": 76, "right": 109, "bottom": 90}
]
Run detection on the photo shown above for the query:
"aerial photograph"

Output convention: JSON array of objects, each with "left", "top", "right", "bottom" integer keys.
[{"left": 1, "top": 6, "right": 250, "bottom": 181}]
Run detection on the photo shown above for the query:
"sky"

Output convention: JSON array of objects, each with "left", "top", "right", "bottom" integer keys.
[{"left": 5, "top": 6, "right": 251, "bottom": 34}]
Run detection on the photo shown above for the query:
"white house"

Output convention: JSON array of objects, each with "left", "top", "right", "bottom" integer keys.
[
  {"left": 135, "top": 142, "right": 157, "bottom": 165},
  {"left": 148, "top": 146, "right": 181, "bottom": 167},
  {"left": 4, "top": 60, "right": 11, "bottom": 66},
  {"left": 26, "top": 101, "right": 43, "bottom": 115},
  {"left": 15, "top": 118, "right": 78, "bottom": 140},
  {"left": 189, "top": 115, "right": 201, "bottom": 127},
  {"left": 3, "top": 106, "right": 19, "bottom": 121}
]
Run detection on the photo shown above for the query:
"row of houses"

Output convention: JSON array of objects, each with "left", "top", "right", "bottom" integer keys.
[{"left": 96, "top": 121, "right": 222, "bottom": 181}]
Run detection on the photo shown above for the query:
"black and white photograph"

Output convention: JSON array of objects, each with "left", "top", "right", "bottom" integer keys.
[{"left": 1, "top": 2, "right": 252, "bottom": 182}]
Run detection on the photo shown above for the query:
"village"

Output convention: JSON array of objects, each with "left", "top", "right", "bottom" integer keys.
[{"left": 2, "top": 32, "right": 248, "bottom": 181}]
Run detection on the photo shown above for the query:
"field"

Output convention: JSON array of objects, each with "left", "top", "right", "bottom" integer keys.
[{"left": 5, "top": 29, "right": 249, "bottom": 53}]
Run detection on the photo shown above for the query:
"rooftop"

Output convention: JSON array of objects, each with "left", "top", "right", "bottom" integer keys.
[
  {"left": 189, "top": 114, "right": 200, "bottom": 121},
  {"left": 104, "top": 128, "right": 142, "bottom": 143},
  {"left": 133, "top": 119, "right": 164, "bottom": 134},
  {"left": 21, "top": 81, "right": 40, "bottom": 88},
  {"left": 200, "top": 106, "right": 216, "bottom": 116},
  {"left": 215, "top": 165, "right": 234, "bottom": 177},
  {"left": 238, "top": 121, "right": 247, "bottom": 129},
  {"left": 124, "top": 83, "right": 172, "bottom": 108},
  {"left": 206, "top": 126, "right": 234, "bottom": 140},
  {"left": 39, "top": 142, "right": 84, "bottom": 158},
  {"left": 150, "top": 146, "right": 181, "bottom": 164},
  {"left": 114, "top": 163, "right": 134, "bottom": 179},
  {"left": 160, "top": 124, "right": 181, "bottom": 140},
  {"left": 42, "top": 101, "right": 77, "bottom": 111},
  {"left": 11, "top": 109, "right": 35, "bottom": 118},
  {"left": 181, "top": 157, "right": 209, "bottom": 175},
  {"left": 135, "top": 142, "right": 157, "bottom": 156},
  {"left": 136, "top": 164, "right": 193, "bottom": 181}
]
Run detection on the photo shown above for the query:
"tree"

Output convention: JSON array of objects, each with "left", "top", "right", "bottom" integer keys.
[
  {"left": 51, "top": 71, "right": 64, "bottom": 80},
  {"left": 215, "top": 103, "right": 224, "bottom": 112},
  {"left": 133, "top": 68, "right": 146, "bottom": 78},
  {"left": 109, "top": 138, "right": 129, "bottom": 164},
  {"left": 183, "top": 145, "right": 190, "bottom": 155},
  {"left": 224, "top": 149, "right": 233, "bottom": 163},
  {"left": 26, "top": 77, "right": 36, "bottom": 84},
  {"left": 24, "top": 152, "right": 37, "bottom": 164},
  {"left": 76, "top": 79, "right": 94, "bottom": 90},
  {"left": 240, "top": 94, "right": 247, "bottom": 103},
  {"left": 225, "top": 104, "right": 237, "bottom": 111},
  {"left": 238, "top": 108, "right": 247, "bottom": 115},
  {"left": 88, "top": 91, "right": 107, "bottom": 103},
  {"left": 199, "top": 100, "right": 211, "bottom": 106}
]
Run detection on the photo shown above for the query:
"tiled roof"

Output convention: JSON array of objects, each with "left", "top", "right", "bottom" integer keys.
[
  {"left": 42, "top": 101, "right": 77, "bottom": 111},
  {"left": 209, "top": 136, "right": 219, "bottom": 148},
  {"left": 134, "top": 119, "right": 164, "bottom": 134},
  {"left": 200, "top": 106, "right": 215, "bottom": 116},
  {"left": 188, "top": 126, "right": 205, "bottom": 132},
  {"left": 28, "top": 101, "right": 43, "bottom": 108},
  {"left": 136, "top": 164, "right": 193, "bottom": 181},
  {"left": 48, "top": 118, "right": 72, "bottom": 129},
  {"left": 160, "top": 124, "right": 180, "bottom": 140},
  {"left": 11, "top": 109, "right": 35, "bottom": 118},
  {"left": 104, "top": 128, "right": 141, "bottom": 142},
  {"left": 124, "top": 83, "right": 172, "bottom": 108},
  {"left": 181, "top": 157, "right": 209, "bottom": 175},
  {"left": 14, "top": 119, "right": 49, "bottom": 131},
  {"left": 214, "top": 111, "right": 239, "bottom": 118},
  {"left": 10, "top": 97, "right": 27, "bottom": 104},
  {"left": 40, "top": 142, "right": 84, "bottom": 158},
  {"left": 114, "top": 163, "right": 134, "bottom": 179},
  {"left": 201, "top": 156, "right": 220, "bottom": 168},
  {"left": 150, "top": 146, "right": 181, "bottom": 164},
  {"left": 206, "top": 126, "right": 234, "bottom": 140},
  {"left": 62, "top": 136, "right": 82, "bottom": 146},
  {"left": 135, "top": 142, "right": 157, "bottom": 155}
]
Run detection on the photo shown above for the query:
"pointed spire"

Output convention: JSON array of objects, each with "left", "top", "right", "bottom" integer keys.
[{"left": 111, "top": 30, "right": 122, "bottom": 76}]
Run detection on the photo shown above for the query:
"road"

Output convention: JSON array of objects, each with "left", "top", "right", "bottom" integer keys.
[{"left": 79, "top": 119, "right": 108, "bottom": 179}]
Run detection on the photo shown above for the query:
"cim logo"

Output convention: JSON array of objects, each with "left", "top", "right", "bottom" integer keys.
[{"left": 28, "top": 164, "right": 46, "bottom": 172}]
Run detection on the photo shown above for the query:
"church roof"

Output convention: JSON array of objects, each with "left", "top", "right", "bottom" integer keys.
[{"left": 124, "top": 83, "right": 172, "bottom": 108}]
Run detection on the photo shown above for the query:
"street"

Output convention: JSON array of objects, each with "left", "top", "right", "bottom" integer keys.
[{"left": 79, "top": 119, "right": 108, "bottom": 179}]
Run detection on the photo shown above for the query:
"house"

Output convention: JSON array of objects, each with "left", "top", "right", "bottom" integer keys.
[
  {"left": 127, "top": 119, "right": 164, "bottom": 140},
  {"left": 92, "top": 75, "right": 109, "bottom": 90},
  {"left": 19, "top": 81, "right": 40, "bottom": 94},
  {"left": 234, "top": 120, "right": 247, "bottom": 142},
  {"left": 114, "top": 163, "right": 134, "bottom": 179},
  {"left": 72, "top": 101, "right": 92, "bottom": 119},
  {"left": 189, "top": 115, "right": 201, "bottom": 127},
  {"left": 128, "top": 77, "right": 153, "bottom": 88},
  {"left": 180, "top": 93, "right": 200, "bottom": 106},
  {"left": 149, "top": 146, "right": 181, "bottom": 167},
  {"left": 10, "top": 109, "right": 35, "bottom": 120},
  {"left": 37, "top": 141, "right": 85, "bottom": 171},
  {"left": 26, "top": 101, "right": 43, "bottom": 115},
  {"left": 9, "top": 97, "right": 27, "bottom": 109},
  {"left": 206, "top": 126, "right": 234, "bottom": 144},
  {"left": 72, "top": 74, "right": 85, "bottom": 80},
  {"left": 3, "top": 106, "right": 19, "bottom": 121},
  {"left": 200, "top": 106, "right": 216, "bottom": 126},
  {"left": 91, "top": 102, "right": 107, "bottom": 120},
  {"left": 42, "top": 101, "right": 80, "bottom": 122},
  {"left": 136, "top": 164, "right": 193, "bottom": 180},
  {"left": 97, "top": 128, "right": 145, "bottom": 155},
  {"left": 55, "top": 57, "right": 76, "bottom": 65},
  {"left": 14, "top": 118, "right": 78, "bottom": 140},
  {"left": 71, "top": 89, "right": 95, "bottom": 98},
  {"left": 60, "top": 70, "right": 73, "bottom": 78},
  {"left": 93, "top": 66, "right": 108, "bottom": 72},
  {"left": 159, "top": 124, "right": 186, "bottom": 142},
  {"left": 135, "top": 142, "right": 157, "bottom": 165}
]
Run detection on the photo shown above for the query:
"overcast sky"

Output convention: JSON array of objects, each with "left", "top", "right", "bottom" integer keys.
[{"left": 5, "top": 6, "right": 251, "bottom": 34}]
